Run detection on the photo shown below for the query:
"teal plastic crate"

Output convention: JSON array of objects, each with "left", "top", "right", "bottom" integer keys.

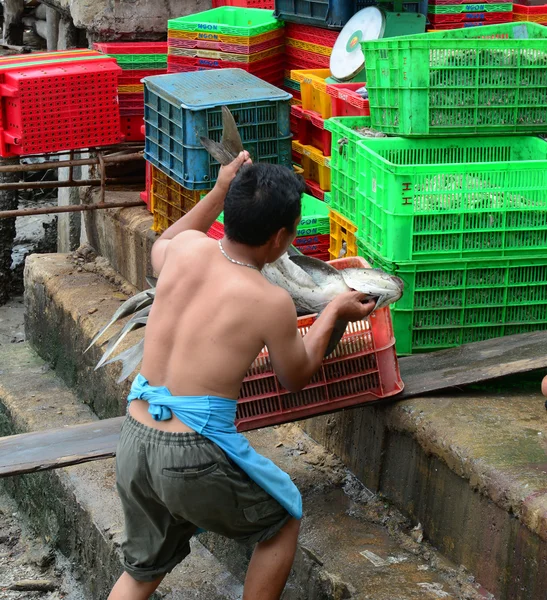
[
  {"left": 324, "top": 116, "right": 372, "bottom": 222},
  {"left": 144, "top": 69, "right": 292, "bottom": 190},
  {"left": 298, "top": 193, "right": 329, "bottom": 235},
  {"left": 355, "top": 135, "right": 547, "bottom": 263},
  {"left": 359, "top": 239, "right": 547, "bottom": 355},
  {"left": 168, "top": 7, "right": 283, "bottom": 36},
  {"left": 361, "top": 22, "right": 547, "bottom": 136}
]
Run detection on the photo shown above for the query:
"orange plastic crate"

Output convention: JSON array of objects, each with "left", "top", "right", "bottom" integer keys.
[
  {"left": 329, "top": 209, "right": 358, "bottom": 261},
  {"left": 291, "top": 68, "right": 332, "bottom": 118},
  {"left": 292, "top": 140, "right": 331, "bottom": 191},
  {"left": 235, "top": 256, "right": 403, "bottom": 430}
]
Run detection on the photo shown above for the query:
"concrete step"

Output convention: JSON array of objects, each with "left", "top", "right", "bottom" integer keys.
[
  {"left": 17, "top": 252, "right": 495, "bottom": 600},
  {"left": 0, "top": 340, "right": 243, "bottom": 600}
]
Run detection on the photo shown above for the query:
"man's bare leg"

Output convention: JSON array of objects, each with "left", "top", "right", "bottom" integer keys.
[
  {"left": 243, "top": 518, "right": 301, "bottom": 600},
  {"left": 108, "top": 572, "right": 165, "bottom": 600}
]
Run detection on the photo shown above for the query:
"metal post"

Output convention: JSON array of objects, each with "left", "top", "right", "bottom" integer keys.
[{"left": 0, "top": 158, "right": 19, "bottom": 305}]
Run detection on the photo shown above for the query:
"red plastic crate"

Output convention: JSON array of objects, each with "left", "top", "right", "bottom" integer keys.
[
  {"left": 282, "top": 86, "right": 302, "bottom": 101},
  {"left": 291, "top": 105, "right": 331, "bottom": 156},
  {"left": 428, "top": 11, "right": 512, "bottom": 23},
  {"left": 298, "top": 241, "right": 331, "bottom": 255},
  {"left": 428, "top": 20, "right": 510, "bottom": 27},
  {"left": 212, "top": 0, "right": 275, "bottom": 7},
  {"left": 285, "top": 23, "right": 339, "bottom": 47},
  {"left": 141, "top": 160, "right": 151, "bottom": 210},
  {"left": 120, "top": 115, "right": 144, "bottom": 142},
  {"left": 234, "top": 256, "right": 403, "bottom": 431},
  {"left": 286, "top": 57, "right": 325, "bottom": 71},
  {"left": 306, "top": 179, "right": 325, "bottom": 201},
  {"left": 286, "top": 46, "right": 330, "bottom": 68},
  {"left": 0, "top": 51, "right": 122, "bottom": 157},
  {"left": 295, "top": 233, "right": 330, "bottom": 246},
  {"left": 206, "top": 220, "right": 225, "bottom": 240},
  {"left": 93, "top": 42, "right": 168, "bottom": 54},
  {"left": 118, "top": 92, "right": 144, "bottom": 116},
  {"left": 168, "top": 30, "right": 284, "bottom": 54},
  {"left": 513, "top": 2, "right": 547, "bottom": 13},
  {"left": 327, "top": 82, "right": 370, "bottom": 117},
  {"left": 167, "top": 54, "right": 283, "bottom": 84},
  {"left": 119, "top": 69, "right": 167, "bottom": 85}
]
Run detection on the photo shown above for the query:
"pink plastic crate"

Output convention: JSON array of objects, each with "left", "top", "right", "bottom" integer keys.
[
  {"left": 327, "top": 82, "right": 371, "bottom": 118},
  {"left": 235, "top": 256, "right": 403, "bottom": 431}
]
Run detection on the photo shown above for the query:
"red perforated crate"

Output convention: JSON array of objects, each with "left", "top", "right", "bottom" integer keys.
[
  {"left": 93, "top": 42, "right": 168, "bottom": 54},
  {"left": 291, "top": 105, "right": 331, "bottom": 156},
  {"left": 168, "top": 30, "right": 284, "bottom": 54},
  {"left": 285, "top": 23, "right": 339, "bottom": 47},
  {"left": 286, "top": 46, "right": 330, "bottom": 68},
  {"left": 206, "top": 220, "right": 225, "bottom": 240},
  {"left": 119, "top": 69, "right": 167, "bottom": 85},
  {"left": 120, "top": 115, "right": 144, "bottom": 141},
  {"left": 167, "top": 54, "right": 283, "bottom": 85},
  {"left": 327, "top": 82, "right": 370, "bottom": 117},
  {"left": 234, "top": 256, "right": 403, "bottom": 430},
  {"left": 0, "top": 51, "right": 122, "bottom": 157},
  {"left": 119, "top": 92, "right": 144, "bottom": 116},
  {"left": 514, "top": 2, "right": 547, "bottom": 13},
  {"left": 295, "top": 233, "right": 330, "bottom": 246}
]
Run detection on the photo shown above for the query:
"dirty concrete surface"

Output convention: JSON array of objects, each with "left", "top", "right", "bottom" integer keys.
[{"left": 0, "top": 488, "right": 85, "bottom": 600}]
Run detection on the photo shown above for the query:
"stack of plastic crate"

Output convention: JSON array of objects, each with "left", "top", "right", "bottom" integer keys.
[
  {"left": 167, "top": 7, "right": 284, "bottom": 87},
  {"left": 346, "top": 22, "right": 547, "bottom": 354},
  {"left": 0, "top": 49, "right": 121, "bottom": 156},
  {"left": 284, "top": 22, "right": 338, "bottom": 74},
  {"left": 290, "top": 69, "right": 333, "bottom": 201},
  {"left": 427, "top": 0, "right": 514, "bottom": 30},
  {"left": 513, "top": 2, "right": 547, "bottom": 23},
  {"left": 143, "top": 69, "right": 292, "bottom": 230},
  {"left": 93, "top": 42, "right": 167, "bottom": 141}
]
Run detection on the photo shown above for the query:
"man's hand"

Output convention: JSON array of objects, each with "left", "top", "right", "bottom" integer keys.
[
  {"left": 330, "top": 291, "right": 376, "bottom": 322},
  {"left": 215, "top": 151, "right": 252, "bottom": 194}
]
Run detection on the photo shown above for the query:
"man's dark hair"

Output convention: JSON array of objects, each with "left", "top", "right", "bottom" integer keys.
[{"left": 224, "top": 163, "right": 305, "bottom": 247}]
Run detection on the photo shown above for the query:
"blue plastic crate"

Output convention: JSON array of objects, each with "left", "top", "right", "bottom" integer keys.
[
  {"left": 143, "top": 69, "right": 292, "bottom": 190},
  {"left": 274, "top": 0, "right": 355, "bottom": 29}
]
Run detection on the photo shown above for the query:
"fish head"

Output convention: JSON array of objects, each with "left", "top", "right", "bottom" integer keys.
[{"left": 340, "top": 268, "right": 404, "bottom": 310}]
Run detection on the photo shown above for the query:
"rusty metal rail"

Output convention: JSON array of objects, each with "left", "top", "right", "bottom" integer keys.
[{"left": 0, "top": 144, "right": 146, "bottom": 219}]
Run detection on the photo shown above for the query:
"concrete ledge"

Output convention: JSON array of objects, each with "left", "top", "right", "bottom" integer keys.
[
  {"left": 22, "top": 253, "right": 488, "bottom": 599},
  {"left": 84, "top": 190, "right": 157, "bottom": 292}
]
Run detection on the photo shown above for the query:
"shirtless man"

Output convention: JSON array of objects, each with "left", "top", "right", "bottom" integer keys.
[{"left": 108, "top": 152, "right": 375, "bottom": 600}]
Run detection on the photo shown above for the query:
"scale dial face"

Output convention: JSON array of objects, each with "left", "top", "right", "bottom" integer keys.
[{"left": 330, "top": 6, "right": 385, "bottom": 81}]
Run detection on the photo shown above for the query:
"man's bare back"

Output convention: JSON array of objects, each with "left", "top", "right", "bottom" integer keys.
[{"left": 130, "top": 232, "right": 290, "bottom": 432}]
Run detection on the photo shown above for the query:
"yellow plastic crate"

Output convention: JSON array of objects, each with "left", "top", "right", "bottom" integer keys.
[
  {"left": 168, "top": 44, "right": 283, "bottom": 63},
  {"left": 286, "top": 37, "right": 333, "bottom": 57},
  {"left": 150, "top": 165, "right": 209, "bottom": 233},
  {"left": 292, "top": 140, "right": 331, "bottom": 191},
  {"left": 118, "top": 84, "right": 144, "bottom": 94},
  {"left": 329, "top": 209, "right": 358, "bottom": 261},
  {"left": 290, "top": 69, "right": 331, "bottom": 119},
  {"left": 168, "top": 27, "right": 284, "bottom": 45},
  {"left": 513, "top": 13, "right": 547, "bottom": 22}
]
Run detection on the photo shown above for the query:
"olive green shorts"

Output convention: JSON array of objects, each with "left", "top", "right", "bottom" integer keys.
[{"left": 116, "top": 415, "right": 291, "bottom": 582}]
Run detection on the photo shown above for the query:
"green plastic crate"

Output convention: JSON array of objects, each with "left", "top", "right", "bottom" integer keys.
[
  {"left": 325, "top": 116, "right": 373, "bottom": 222},
  {"left": 428, "top": 3, "right": 512, "bottom": 13},
  {"left": 355, "top": 136, "right": 547, "bottom": 264},
  {"left": 168, "top": 7, "right": 283, "bottom": 37},
  {"left": 361, "top": 22, "right": 547, "bottom": 136},
  {"left": 111, "top": 54, "right": 168, "bottom": 69},
  {"left": 358, "top": 239, "right": 547, "bottom": 355},
  {"left": 297, "top": 193, "right": 330, "bottom": 236}
]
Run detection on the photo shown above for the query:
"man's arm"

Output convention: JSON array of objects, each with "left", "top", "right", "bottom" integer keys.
[
  {"left": 151, "top": 151, "right": 251, "bottom": 274},
  {"left": 265, "top": 290, "right": 376, "bottom": 392}
]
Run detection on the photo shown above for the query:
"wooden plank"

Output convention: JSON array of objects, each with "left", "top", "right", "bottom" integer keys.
[
  {"left": 398, "top": 330, "right": 547, "bottom": 399},
  {"left": 1, "top": 331, "right": 546, "bottom": 478},
  {"left": 0, "top": 417, "right": 124, "bottom": 478}
]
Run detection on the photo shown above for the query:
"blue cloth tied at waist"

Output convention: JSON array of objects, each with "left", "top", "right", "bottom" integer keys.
[{"left": 127, "top": 373, "right": 302, "bottom": 519}]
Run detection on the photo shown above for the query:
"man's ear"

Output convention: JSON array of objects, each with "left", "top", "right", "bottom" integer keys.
[{"left": 273, "top": 228, "right": 286, "bottom": 250}]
